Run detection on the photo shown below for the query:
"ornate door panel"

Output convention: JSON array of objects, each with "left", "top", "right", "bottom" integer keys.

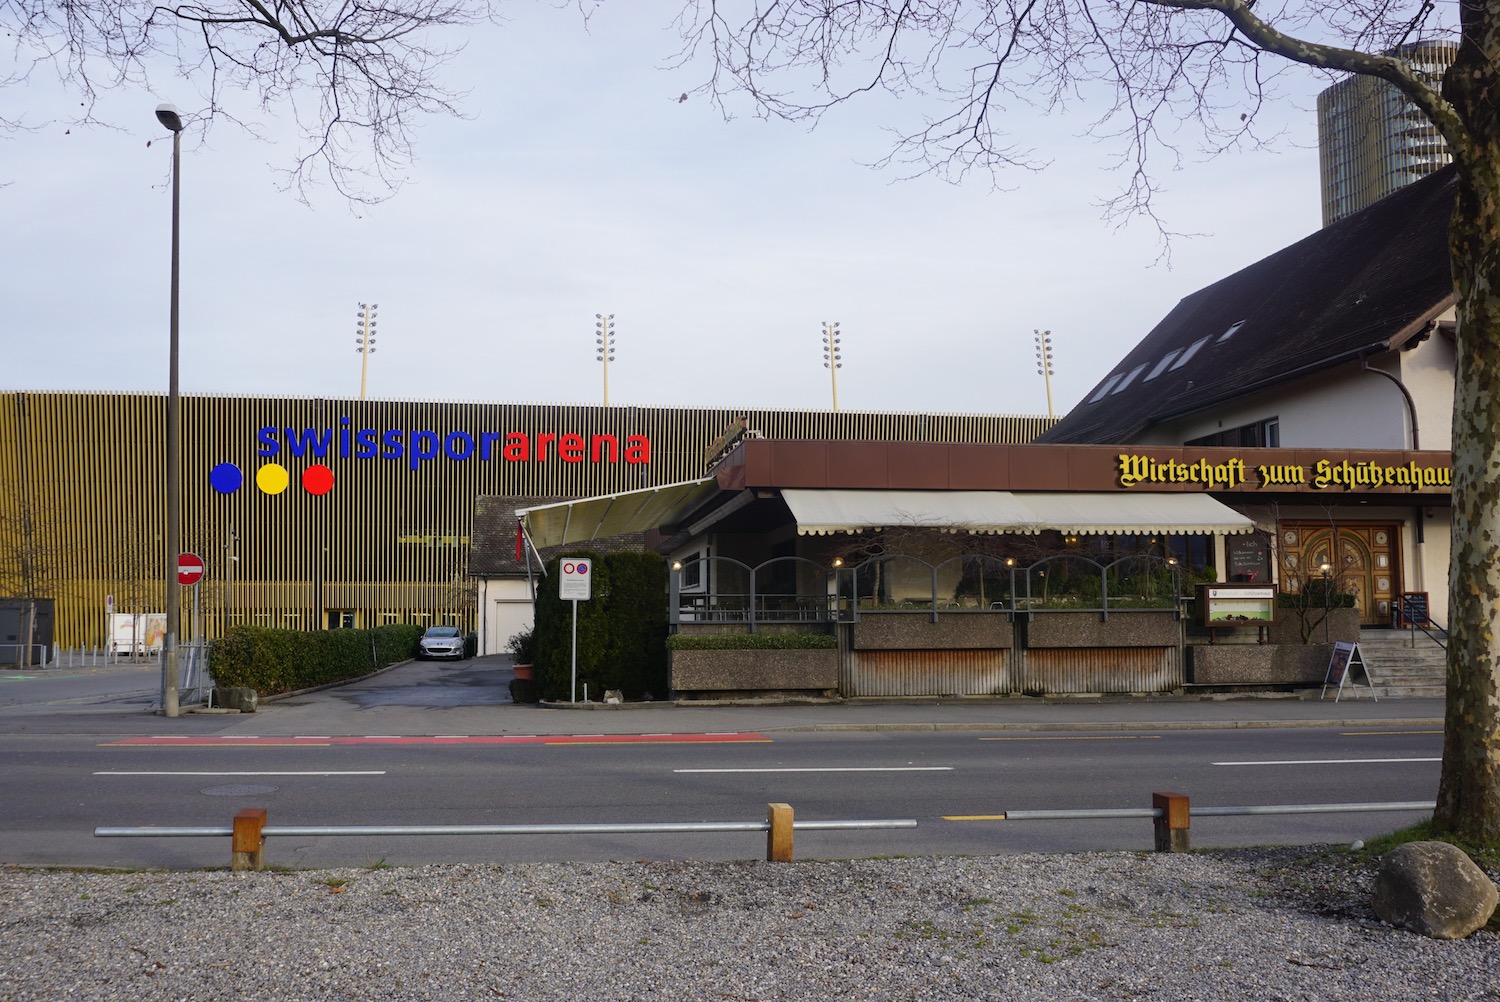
[{"left": 1279, "top": 524, "right": 1399, "bottom": 626}]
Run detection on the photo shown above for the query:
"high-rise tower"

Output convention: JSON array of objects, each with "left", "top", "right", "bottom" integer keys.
[{"left": 1316, "top": 40, "right": 1456, "bottom": 227}]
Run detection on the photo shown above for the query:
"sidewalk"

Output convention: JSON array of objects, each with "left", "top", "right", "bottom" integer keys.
[{"left": 212, "top": 655, "right": 1446, "bottom": 738}]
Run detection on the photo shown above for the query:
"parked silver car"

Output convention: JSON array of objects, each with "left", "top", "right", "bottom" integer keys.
[{"left": 418, "top": 624, "right": 465, "bottom": 660}]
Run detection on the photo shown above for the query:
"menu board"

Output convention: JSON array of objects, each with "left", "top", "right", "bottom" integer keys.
[
  {"left": 1226, "top": 536, "right": 1270, "bottom": 582},
  {"left": 1396, "top": 592, "right": 1430, "bottom": 628}
]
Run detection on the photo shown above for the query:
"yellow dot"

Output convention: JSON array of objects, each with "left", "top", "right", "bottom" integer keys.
[{"left": 256, "top": 463, "right": 290, "bottom": 495}]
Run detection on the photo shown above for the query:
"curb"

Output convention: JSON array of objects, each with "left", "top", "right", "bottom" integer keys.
[{"left": 751, "top": 718, "right": 1445, "bottom": 734}]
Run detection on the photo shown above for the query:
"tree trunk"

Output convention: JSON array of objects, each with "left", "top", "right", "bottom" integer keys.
[{"left": 1435, "top": 34, "right": 1500, "bottom": 842}]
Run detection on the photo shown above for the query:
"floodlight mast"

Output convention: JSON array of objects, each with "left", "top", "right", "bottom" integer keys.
[
  {"left": 822, "top": 321, "right": 842, "bottom": 412},
  {"left": 1034, "top": 329, "right": 1056, "bottom": 418}
]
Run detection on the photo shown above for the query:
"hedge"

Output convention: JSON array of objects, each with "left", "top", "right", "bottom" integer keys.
[
  {"left": 208, "top": 623, "right": 424, "bottom": 696},
  {"left": 666, "top": 633, "right": 837, "bottom": 651},
  {"left": 534, "top": 551, "right": 668, "bottom": 701}
]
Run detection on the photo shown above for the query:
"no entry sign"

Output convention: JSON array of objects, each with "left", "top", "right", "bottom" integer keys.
[
  {"left": 177, "top": 552, "right": 205, "bottom": 586},
  {"left": 559, "top": 558, "right": 592, "bottom": 601}
]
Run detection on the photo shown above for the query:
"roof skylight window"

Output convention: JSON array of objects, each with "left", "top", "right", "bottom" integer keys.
[
  {"left": 1169, "top": 336, "right": 1210, "bottom": 370},
  {"left": 1110, "top": 363, "right": 1147, "bottom": 394},
  {"left": 1217, "top": 320, "right": 1246, "bottom": 343},
  {"left": 1143, "top": 350, "right": 1181, "bottom": 382},
  {"left": 1087, "top": 373, "right": 1123, "bottom": 403}
]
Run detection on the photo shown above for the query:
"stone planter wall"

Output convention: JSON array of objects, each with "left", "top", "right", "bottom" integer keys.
[
  {"left": 668, "top": 648, "right": 839, "bottom": 694},
  {"left": 1025, "top": 610, "right": 1181, "bottom": 648},
  {"left": 852, "top": 613, "right": 1012, "bottom": 650},
  {"left": 1189, "top": 643, "right": 1338, "bottom": 685}
]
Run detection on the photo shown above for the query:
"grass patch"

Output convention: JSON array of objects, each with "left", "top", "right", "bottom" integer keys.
[{"left": 1360, "top": 820, "right": 1500, "bottom": 872}]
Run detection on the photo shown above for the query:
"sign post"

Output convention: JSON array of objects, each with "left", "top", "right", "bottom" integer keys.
[
  {"left": 559, "top": 559, "right": 593, "bottom": 703},
  {"left": 173, "top": 554, "right": 204, "bottom": 707}
]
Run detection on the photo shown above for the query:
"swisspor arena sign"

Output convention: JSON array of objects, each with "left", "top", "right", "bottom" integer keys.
[{"left": 207, "top": 419, "right": 652, "bottom": 496}]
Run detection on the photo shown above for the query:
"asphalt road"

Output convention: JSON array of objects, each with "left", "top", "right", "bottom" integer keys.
[{"left": 0, "top": 657, "right": 1443, "bottom": 869}]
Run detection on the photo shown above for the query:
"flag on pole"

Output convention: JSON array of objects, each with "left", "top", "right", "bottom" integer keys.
[{"left": 515, "top": 520, "right": 524, "bottom": 562}]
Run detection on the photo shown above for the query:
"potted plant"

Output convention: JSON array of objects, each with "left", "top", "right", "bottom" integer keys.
[{"left": 505, "top": 627, "right": 536, "bottom": 680}]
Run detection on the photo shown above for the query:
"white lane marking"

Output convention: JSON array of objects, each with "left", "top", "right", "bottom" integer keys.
[
  {"left": 675, "top": 774, "right": 954, "bottom": 780},
  {"left": 1213, "top": 757, "right": 1441, "bottom": 766},
  {"left": 93, "top": 771, "right": 386, "bottom": 776}
]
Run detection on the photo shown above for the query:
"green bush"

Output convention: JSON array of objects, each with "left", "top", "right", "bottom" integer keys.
[
  {"left": 208, "top": 623, "right": 423, "bottom": 696},
  {"left": 666, "top": 632, "right": 836, "bottom": 650},
  {"left": 534, "top": 551, "right": 669, "bottom": 701},
  {"left": 1278, "top": 590, "right": 1356, "bottom": 608}
]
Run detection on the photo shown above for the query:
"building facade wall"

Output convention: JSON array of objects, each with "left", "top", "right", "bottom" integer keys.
[{"left": 1140, "top": 336, "right": 1455, "bottom": 453}]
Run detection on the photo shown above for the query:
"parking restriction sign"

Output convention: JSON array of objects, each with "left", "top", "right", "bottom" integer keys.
[{"left": 559, "top": 558, "right": 592, "bottom": 601}]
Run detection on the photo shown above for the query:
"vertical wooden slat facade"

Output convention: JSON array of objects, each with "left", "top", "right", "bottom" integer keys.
[{"left": 0, "top": 392, "right": 1055, "bottom": 647}]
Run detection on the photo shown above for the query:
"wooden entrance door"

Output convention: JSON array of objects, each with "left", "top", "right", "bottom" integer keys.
[{"left": 1280, "top": 523, "right": 1400, "bottom": 626}]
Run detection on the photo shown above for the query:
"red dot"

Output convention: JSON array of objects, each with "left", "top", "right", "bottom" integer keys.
[{"left": 303, "top": 465, "right": 335, "bottom": 495}]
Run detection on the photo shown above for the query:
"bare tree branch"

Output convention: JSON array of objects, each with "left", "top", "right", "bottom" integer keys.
[
  {"left": 2, "top": 0, "right": 497, "bottom": 202},
  {"left": 671, "top": 1, "right": 1459, "bottom": 238}
]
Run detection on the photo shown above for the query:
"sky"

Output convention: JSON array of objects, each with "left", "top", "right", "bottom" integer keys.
[{"left": 5, "top": 2, "right": 1333, "bottom": 419}]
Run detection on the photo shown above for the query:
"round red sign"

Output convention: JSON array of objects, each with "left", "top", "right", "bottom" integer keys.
[{"left": 177, "top": 552, "right": 205, "bottom": 585}]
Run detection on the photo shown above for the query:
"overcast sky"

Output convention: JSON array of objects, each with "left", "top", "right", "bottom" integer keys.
[{"left": 5, "top": 2, "right": 1333, "bottom": 419}]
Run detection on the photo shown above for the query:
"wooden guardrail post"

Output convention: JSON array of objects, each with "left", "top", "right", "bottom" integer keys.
[
  {"left": 232, "top": 808, "right": 267, "bottom": 871},
  {"left": 1152, "top": 792, "right": 1190, "bottom": 852},
  {"left": 767, "top": 802, "right": 794, "bottom": 862}
]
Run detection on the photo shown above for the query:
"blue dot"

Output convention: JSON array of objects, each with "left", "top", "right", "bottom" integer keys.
[{"left": 210, "top": 463, "right": 243, "bottom": 494}]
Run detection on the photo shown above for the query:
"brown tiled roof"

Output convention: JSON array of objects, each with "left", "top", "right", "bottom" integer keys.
[
  {"left": 471, "top": 495, "right": 645, "bottom": 576},
  {"left": 1041, "top": 165, "right": 1457, "bottom": 445}
]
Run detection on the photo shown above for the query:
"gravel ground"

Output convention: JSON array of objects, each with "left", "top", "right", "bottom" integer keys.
[{"left": 2, "top": 848, "right": 1497, "bottom": 1001}]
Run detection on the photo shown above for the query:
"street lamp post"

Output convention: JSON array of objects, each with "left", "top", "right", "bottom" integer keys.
[{"left": 156, "top": 103, "right": 184, "bottom": 718}]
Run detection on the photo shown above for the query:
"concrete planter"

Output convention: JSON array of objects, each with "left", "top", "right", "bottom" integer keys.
[
  {"left": 1267, "top": 607, "right": 1361, "bottom": 645},
  {"left": 669, "top": 648, "right": 839, "bottom": 695}
]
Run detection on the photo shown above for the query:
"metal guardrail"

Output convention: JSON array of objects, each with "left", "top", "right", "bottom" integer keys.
[
  {"left": 994, "top": 794, "right": 1436, "bottom": 852},
  {"left": 96, "top": 820, "right": 912, "bottom": 838},
  {"left": 96, "top": 804, "right": 918, "bottom": 869},
  {"left": 1001, "top": 801, "right": 1435, "bottom": 821}
]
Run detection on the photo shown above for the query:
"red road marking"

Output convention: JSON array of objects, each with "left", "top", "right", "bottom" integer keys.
[{"left": 102, "top": 733, "right": 771, "bottom": 747}]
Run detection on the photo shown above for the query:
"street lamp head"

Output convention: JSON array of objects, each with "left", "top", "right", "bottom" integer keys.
[{"left": 155, "top": 104, "right": 184, "bottom": 133}]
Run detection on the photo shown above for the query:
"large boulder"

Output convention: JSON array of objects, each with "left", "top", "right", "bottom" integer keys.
[{"left": 1372, "top": 840, "right": 1499, "bottom": 939}]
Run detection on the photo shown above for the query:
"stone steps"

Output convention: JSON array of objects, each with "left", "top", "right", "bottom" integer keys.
[{"left": 1356, "top": 629, "right": 1447, "bottom": 698}]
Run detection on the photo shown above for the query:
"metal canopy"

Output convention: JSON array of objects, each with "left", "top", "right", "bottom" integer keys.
[
  {"left": 780, "top": 489, "right": 1256, "bottom": 536},
  {"left": 517, "top": 478, "right": 720, "bottom": 549}
]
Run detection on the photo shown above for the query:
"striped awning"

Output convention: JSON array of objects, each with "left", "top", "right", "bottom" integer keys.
[{"left": 780, "top": 489, "right": 1256, "bottom": 536}]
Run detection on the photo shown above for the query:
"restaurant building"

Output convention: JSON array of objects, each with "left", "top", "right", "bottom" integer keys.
[{"left": 515, "top": 162, "right": 1458, "bottom": 697}]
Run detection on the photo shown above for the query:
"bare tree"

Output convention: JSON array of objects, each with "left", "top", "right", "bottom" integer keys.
[
  {"left": 673, "top": 1, "right": 1499, "bottom": 843},
  {"left": 0, "top": 496, "right": 63, "bottom": 666},
  {"left": 3, "top": 0, "right": 491, "bottom": 201}
]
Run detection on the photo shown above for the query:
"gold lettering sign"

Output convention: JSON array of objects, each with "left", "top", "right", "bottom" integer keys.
[{"left": 1117, "top": 455, "right": 1450, "bottom": 492}]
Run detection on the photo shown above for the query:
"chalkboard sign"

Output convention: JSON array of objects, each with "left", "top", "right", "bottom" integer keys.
[
  {"left": 1396, "top": 592, "right": 1430, "bottom": 628},
  {"left": 1226, "top": 536, "right": 1270, "bottom": 582}
]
